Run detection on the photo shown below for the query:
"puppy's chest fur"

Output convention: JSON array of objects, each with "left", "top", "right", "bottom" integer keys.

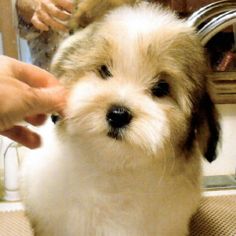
[
  {"left": 22, "top": 140, "right": 201, "bottom": 236},
  {"left": 70, "top": 163, "right": 200, "bottom": 236}
]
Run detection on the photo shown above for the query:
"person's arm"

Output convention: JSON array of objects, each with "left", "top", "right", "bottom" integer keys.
[{"left": 0, "top": 56, "right": 67, "bottom": 148}]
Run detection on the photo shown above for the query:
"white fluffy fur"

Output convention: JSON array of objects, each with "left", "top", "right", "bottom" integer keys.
[{"left": 20, "top": 3, "right": 210, "bottom": 236}]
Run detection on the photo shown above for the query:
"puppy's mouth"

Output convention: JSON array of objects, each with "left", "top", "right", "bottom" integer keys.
[{"left": 106, "top": 105, "right": 132, "bottom": 140}]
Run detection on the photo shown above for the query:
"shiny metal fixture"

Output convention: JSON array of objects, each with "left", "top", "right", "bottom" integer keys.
[
  {"left": 188, "top": 0, "right": 236, "bottom": 28},
  {"left": 187, "top": 0, "right": 236, "bottom": 46}
]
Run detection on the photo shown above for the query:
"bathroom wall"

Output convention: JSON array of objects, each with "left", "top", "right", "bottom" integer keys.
[{"left": 203, "top": 104, "right": 236, "bottom": 176}]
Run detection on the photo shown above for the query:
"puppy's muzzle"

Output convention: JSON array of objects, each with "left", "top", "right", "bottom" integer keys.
[{"left": 106, "top": 105, "right": 132, "bottom": 139}]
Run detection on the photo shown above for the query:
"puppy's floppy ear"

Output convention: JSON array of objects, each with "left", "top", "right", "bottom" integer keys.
[{"left": 194, "top": 90, "right": 220, "bottom": 163}]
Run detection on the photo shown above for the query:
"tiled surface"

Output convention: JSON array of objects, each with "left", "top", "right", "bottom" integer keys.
[
  {"left": 190, "top": 195, "right": 236, "bottom": 236},
  {"left": 0, "top": 211, "right": 33, "bottom": 236},
  {"left": 0, "top": 195, "right": 235, "bottom": 236}
]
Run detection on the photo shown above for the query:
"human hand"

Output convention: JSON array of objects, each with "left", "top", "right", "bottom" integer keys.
[
  {"left": 31, "top": 0, "right": 73, "bottom": 31},
  {"left": 0, "top": 56, "right": 67, "bottom": 148}
]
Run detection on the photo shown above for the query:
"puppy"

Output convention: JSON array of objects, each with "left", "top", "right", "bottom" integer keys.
[
  {"left": 21, "top": 3, "right": 220, "bottom": 236},
  {"left": 70, "top": 0, "right": 138, "bottom": 28}
]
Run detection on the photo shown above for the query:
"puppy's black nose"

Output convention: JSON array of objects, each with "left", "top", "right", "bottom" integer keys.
[{"left": 106, "top": 105, "right": 132, "bottom": 129}]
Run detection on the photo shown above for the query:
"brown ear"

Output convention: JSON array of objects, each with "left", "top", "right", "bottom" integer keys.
[{"left": 195, "top": 92, "right": 220, "bottom": 162}]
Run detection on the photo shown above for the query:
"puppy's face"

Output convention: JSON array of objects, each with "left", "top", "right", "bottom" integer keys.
[{"left": 51, "top": 4, "right": 220, "bottom": 168}]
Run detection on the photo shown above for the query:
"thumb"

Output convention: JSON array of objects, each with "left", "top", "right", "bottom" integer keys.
[{"left": 28, "top": 86, "right": 67, "bottom": 116}]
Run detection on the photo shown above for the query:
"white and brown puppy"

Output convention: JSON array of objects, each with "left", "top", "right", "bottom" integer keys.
[{"left": 21, "top": 3, "right": 220, "bottom": 236}]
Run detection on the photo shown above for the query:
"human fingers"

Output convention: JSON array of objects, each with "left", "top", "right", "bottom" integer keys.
[
  {"left": 25, "top": 114, "right": 48, "bottom": 126},
  {"left": 2, "top": 56, "right": 59, "bottom": 88},
  {"left": 37, "top": 8, "right": 68, "bottom": 32},
  {"left": 31, "top": 14, "right": 49, "bottom": 31},
  {"left": 0, "top": 126, "right": 41, "bottom": 149},
  {"left": 25, "top": 86, "right": 67, "bottom": 117},
  {"left": 42, "top": 1, "right": 71, "bottom": 21},
  {"left": 54, "top": 0, "right": 73, "bottom": 13},
  {"left": 0, "top": 77, "right": 66, "bottom": 132},
  {"left": 0, "top": 77, "right": 44, "bottom": 131}
]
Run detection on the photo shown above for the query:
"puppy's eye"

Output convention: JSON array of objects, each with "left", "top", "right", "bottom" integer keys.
[
  {"left": 98, "top": 65, "right": 112, "bottom": 79},
  {"left": 151, "top": 79, "right": 170, "bottom": 97}
]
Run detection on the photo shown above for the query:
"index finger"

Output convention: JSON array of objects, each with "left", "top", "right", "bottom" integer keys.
[{"left": 4, "top": 56, "right": 59, "bottom": 88}]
